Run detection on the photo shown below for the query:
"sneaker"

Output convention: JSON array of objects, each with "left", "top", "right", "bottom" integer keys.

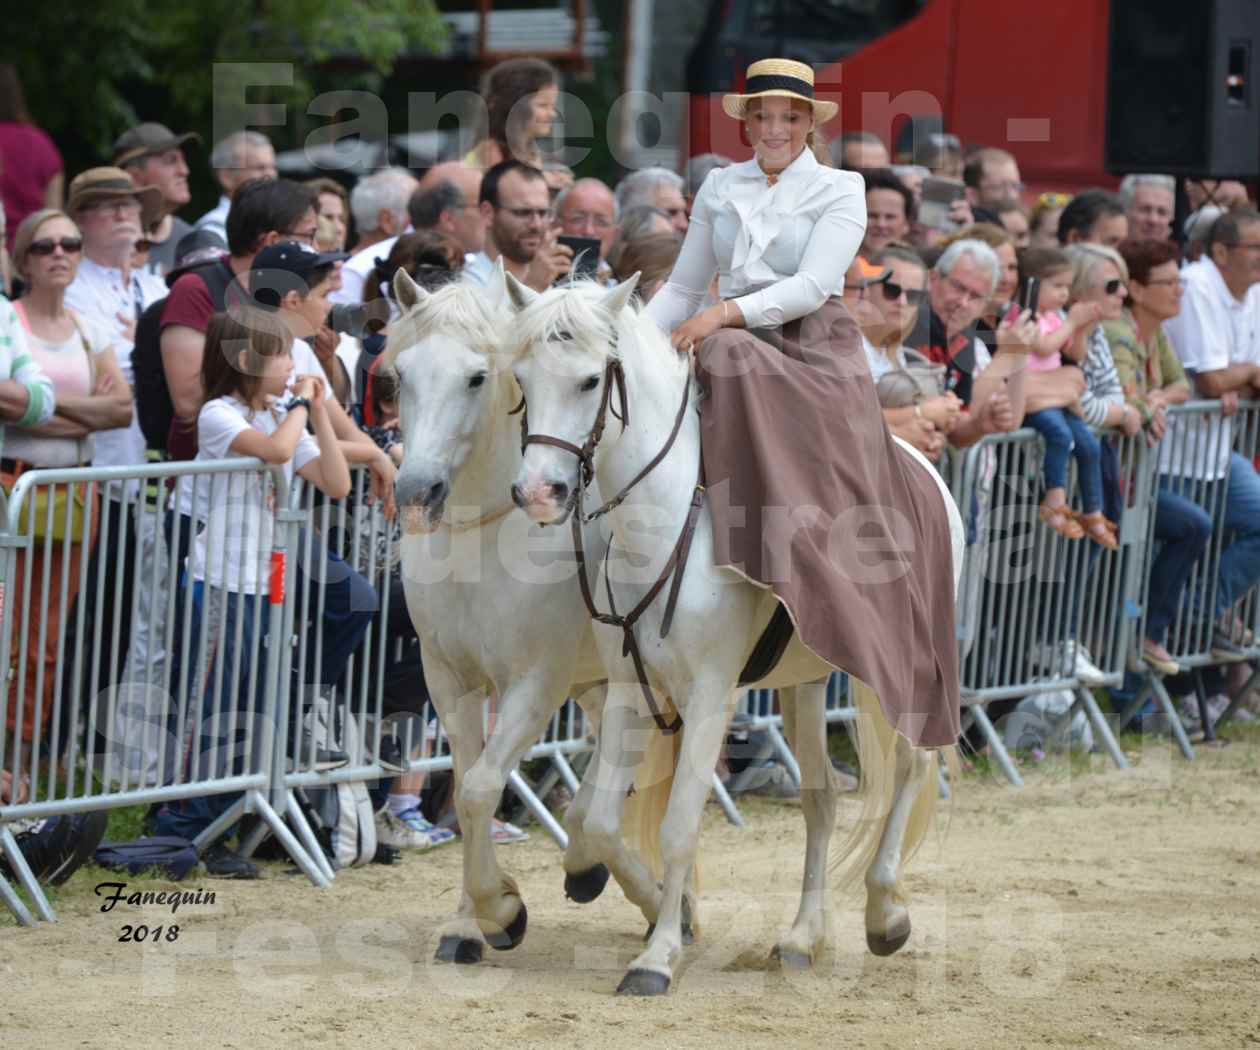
[
  {"left": 1178, "top": 693, "right": 1231, "bottom": 730},
  {"left": 491, "top": 818, "right": 530, "bottom": 844},
  {"left": 396, "top": 808, "right": 456, "bottom": 846},
  {"left": 375, "top": 809, "right": 441, "bottom": 851},
  {"left": 1034, "top": 641, "right": 1106, "bottom": 686},
  {"left": 202, "top": 844, "right": 260, "bottom": 879}
]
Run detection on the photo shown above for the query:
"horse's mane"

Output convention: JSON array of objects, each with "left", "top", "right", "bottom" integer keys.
[
  {"left": 382, "top": 280, "right": 503, "bottom": 370},
  {"left": 505, "top": 279, "right": 688, "bottom": 383}
]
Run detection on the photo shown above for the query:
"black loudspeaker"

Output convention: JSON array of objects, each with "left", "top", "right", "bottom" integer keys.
[{"left": 1105, "top": 0, "right": 1259, "bottom": 177}]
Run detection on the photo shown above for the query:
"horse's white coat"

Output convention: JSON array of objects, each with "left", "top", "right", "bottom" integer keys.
[{"left": 507, "top": 275, "right": 965, "bottom": 992}]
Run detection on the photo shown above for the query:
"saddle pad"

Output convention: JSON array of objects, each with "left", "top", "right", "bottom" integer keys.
[{"left": 737, "top": 602, "right": 795, "bottom": 686}]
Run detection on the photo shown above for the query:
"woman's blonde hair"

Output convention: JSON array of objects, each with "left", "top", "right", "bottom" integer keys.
[
  {"left": 12, "top": 209, "right": 77, "bottom": 282},
  {"left": 1066, "top": 243, "right": 1129, "bottom": 303}
]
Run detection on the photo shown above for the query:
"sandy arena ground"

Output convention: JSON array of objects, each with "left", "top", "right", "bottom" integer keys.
[{"left": 4, "top": 735, "right": 1260, "bottom": 1050}]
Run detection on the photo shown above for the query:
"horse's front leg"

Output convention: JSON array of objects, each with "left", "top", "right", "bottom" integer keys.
[
  {"left": 456, "top": 672, "right": 570, "bottom": 953},
  {"left": 617, "top": 678, "right": 734, "bottom": 996},
  {"left": 864, "top": 735, "right": 932, "bottom": 956},
  {"left": 572, "top": 684, "right": 664, "bottom": 924},
  {"left": 427, "top": 672, "right": 492, "bottom": 965},
  {"left": 771, "top": 680, "right": 835, "bottom": 968}
]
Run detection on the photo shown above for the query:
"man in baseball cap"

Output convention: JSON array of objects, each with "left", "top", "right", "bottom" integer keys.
[{"left": 113, "top": 122, "right": 202, "bottom": 277}]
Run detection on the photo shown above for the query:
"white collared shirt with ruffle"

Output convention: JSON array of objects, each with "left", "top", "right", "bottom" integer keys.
[{"left": 645, "top": 147, "right": 866, "bottom": 333}]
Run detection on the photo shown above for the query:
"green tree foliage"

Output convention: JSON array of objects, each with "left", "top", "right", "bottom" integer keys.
[{"left": 9, "top": 0, "right": 446, "bottom": 179}]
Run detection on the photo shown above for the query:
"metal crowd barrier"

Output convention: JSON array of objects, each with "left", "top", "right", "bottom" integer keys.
[
  {"left": 7, "top": 400, "right": 1260, "bottom": 925},
  {"left": 1116, "top": 401, "right": 1260, "bottom": 756}
]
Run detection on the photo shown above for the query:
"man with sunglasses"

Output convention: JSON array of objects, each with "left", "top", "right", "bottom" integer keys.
[{"left": 464, "top": 159, "right": 572, "bottom": 291}]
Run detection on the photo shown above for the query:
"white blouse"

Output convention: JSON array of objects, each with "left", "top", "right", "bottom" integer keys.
[{"left": 645, "top": 147, "right": 866, "bottom": 333}]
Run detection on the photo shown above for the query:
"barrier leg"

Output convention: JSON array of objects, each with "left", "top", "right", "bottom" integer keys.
[
  {"left": 0, "top": 867, "right": 36, "bottom": 927},
  {"left": 1150, "top": 676, "right": 1196, "bottom": 761},
  {"left": 710, "top": 772, "right": 746, "bottom": 827},
  {"left": 551, "top": 752, "right": 581, "bottom": 796},
  {"left": 1075, "top": 687, "right": 1129, "bottom": 769},
  {"left": 967, "top": 704, "right": 1024, "bottom": 787},
  {"left": 250, "top": 791, "right": 331, "bottom": 888},
  {"left": 1117, "top": 680, "right": 1155, "bottom": 735},
  {"left": 766, "top": 722, "right": 802, "bottom": 787},
  {"left": 506, "top": 768, "right": 568, "bottom": 848},
  {"left": 0, "top": 821, "right": 55, "bottom": 922},
  {"left": 285, "top": 790, "right": 336, "bottom": 884},
  {"left": 191, "top": 795, "right": 249, "bottom": 854},
  {"left": 1192, "top": 669, "right": 1226, "bottom": 746}
]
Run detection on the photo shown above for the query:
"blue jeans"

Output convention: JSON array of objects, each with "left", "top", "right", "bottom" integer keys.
[
  {"left": 1215, "top": 452, "right": 1260, "bottom": 617},
  {"left": 1024, "top": 408, "right": 1103, "bottom": 513},
  {"left": 156, "top": 584, "right": 271, "bottom": 841},
  {"left": 1147, "top": 486, "right": 1213, "bottom": 642}
]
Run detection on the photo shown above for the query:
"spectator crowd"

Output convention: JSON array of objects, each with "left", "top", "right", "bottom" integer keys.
[{"left": 2, "top": 53, "right": 1260, "bottom": 879}]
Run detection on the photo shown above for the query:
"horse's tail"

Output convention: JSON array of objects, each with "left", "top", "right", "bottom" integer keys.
[
  {"left": 621, "top": 695, "right": 701, "bottom": 929},
  {"left": 830, "top": 678, "right": 954, "bottom": 896}
]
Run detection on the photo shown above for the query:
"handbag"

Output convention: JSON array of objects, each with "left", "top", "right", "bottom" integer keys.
[{"left": 875, "top": 348, "right": 947, "bottom": 409}]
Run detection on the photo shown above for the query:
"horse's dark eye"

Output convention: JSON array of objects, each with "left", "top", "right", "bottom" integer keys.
[
  {"left": 579, "top": 375, "right": 600, "bottom": 392},
  {"left": 469, "top": 373, "right": 487, "bottom": 389}
]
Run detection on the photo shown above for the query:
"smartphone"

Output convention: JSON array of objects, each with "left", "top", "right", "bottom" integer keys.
[
  {"left": 918, "top": 175, "right": 966, "bottom": 230},
  {"left": 1017, "top": 275, "right": 1041, "bottom": 316},
  {"left": 557, "top": 235, "right": 602, "bottom": 279}
]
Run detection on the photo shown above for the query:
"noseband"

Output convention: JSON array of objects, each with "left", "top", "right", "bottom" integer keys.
[{"left": 516, "top": 353, "right": 702, "bottom": 735}]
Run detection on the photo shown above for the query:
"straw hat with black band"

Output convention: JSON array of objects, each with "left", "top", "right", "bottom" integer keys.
[
  {"left": 721, "top": 58, "right": 838, "bottom": 124},
  {"left": 65, "top": 167, "right": 165, "bottom": 230}
]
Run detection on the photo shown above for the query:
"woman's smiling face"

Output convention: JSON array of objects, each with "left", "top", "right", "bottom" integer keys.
[{"left": 745, "top": 96, "right": 814, "bottom": 170}]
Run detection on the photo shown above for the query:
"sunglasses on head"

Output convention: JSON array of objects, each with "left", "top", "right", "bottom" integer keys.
[
  {"left": 28, "top": 237, "right": 83, "bottom": 257},
  {"left": 879, "top": 280, "right": 928, "bottom": 305}
]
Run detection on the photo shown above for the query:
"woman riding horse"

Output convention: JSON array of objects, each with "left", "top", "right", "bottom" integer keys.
[{"left": 645, "top": 58, "right": 961, "bottom": 748}]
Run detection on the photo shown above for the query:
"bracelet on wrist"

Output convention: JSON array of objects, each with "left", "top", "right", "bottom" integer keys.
[{"left": 286, "top": 396, "right": 312, "bottom": 414}]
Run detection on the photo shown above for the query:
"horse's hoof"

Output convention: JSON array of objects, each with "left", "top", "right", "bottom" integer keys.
[
  {"left": 435, "top": 935, "right": 483, "bottom": 965},
  {"left": 564, "top": 864, "right": 610, "bottom": 904},
  {"left": 485, "top": 902, "right": 528, "bottom": 951},
  {"left": 770, "top": 946, "right": 812, "bottom": 970},
  {"left": 616, "top": 968, "right": 671, "bottom": 997},
  {"left": 644, "top": 922, "right": 694, "bottom": 945},
  {"left": 866, "top": 921, "right": 911, "bottom": 957}
]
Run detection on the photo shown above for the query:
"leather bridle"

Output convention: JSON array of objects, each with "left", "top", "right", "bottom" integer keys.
[{"left": 515, "top": 355, "right": 703, "bottom": 735}]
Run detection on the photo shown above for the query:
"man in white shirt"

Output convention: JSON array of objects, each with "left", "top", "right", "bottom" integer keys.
[
  {"left": 330, "top": 167, "right": 419, "bottom": 306},
  {"left": 1163, "top": 208, "right": 1260, "bottom": 652},
  {"left": 194, "top": 131, "right": 278, "bottom": 245}
]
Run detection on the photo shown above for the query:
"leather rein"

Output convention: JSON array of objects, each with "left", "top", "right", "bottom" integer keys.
[{"left": 514, "top": 355, "right": 702, "bottom": 735}]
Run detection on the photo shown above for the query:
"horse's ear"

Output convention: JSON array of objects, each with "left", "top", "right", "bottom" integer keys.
[
  {"left": 601, "top": 272, "right": 640, "bottom": 317},
  {"left": 394, "top": 268, "right": 426, "bottom": 310},
  {"left": 505, "top": 271, "right": 539, "bottom": 311},
  {"left": 484, "top": 256, "right": 509, "bottom": 311}
]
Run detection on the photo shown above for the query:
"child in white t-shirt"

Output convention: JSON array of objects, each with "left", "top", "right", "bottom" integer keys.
[{"left": 159, "top": 307, "right": 349, "bottom": 861}]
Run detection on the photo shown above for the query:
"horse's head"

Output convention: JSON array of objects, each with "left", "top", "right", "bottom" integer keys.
[
  {"left": 387, "top": 262, "right": 512, "bottom": 531},
  {"left": 506, "top": 272, "right": 640, "bottom": 525}
]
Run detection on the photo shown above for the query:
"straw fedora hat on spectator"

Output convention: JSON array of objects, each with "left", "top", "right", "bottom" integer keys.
[
  {"left": 721, "top": 58, "right": 838, "bottom": 123},
  {"left": 65, "top": 167, "right": 164, "bottom": 229}
]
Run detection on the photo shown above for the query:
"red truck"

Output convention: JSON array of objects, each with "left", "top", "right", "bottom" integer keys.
[{"left": 684, "top": 0, "right": 1114, "bottom": 192}]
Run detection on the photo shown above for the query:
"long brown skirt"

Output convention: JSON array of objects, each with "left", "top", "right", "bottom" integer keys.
[{"left": 695, "top": 297, "right": 961, "bottom": 748}]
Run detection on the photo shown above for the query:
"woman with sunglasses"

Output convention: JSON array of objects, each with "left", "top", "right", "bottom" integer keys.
[
  {"left": 860, "top": 246, "right": 961, "bottom": 450},
  {"left": 4, "top": 209, "right": 133, "bottom": 753}
]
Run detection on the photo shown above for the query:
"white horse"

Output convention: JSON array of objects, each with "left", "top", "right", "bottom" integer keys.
[
  {"left": 387, "top": 265, "right": 680, "bottom": 964},
  {"left": 504, "top": 275, "right": 965, "bottom": 996}
]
